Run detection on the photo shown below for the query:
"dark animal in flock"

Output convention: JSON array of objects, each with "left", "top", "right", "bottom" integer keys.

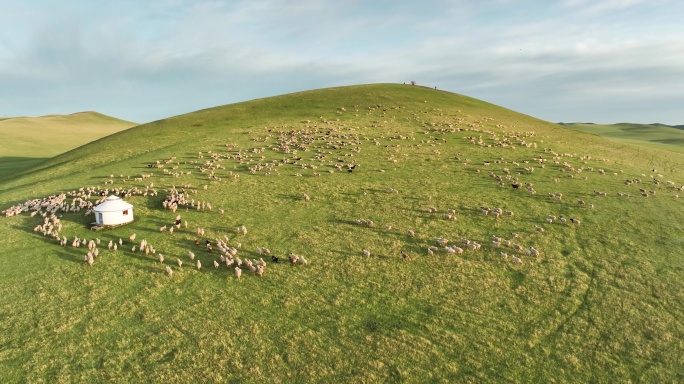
[{"left": 511, "top": 183, "right": 520, "bottom": 189}]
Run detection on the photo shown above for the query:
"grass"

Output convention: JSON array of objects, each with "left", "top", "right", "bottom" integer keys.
[
  {"left": 1, "top": 84, "right": 683, "bottom": 382},
  {"left": 0, "top": 111, "right": 137, "bottom": 180},
  {"left": 560, "top": 122, "right": 684, "bottom": 154}
]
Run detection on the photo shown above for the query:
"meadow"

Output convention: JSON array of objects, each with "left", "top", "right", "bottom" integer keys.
[
  {"left": 0, "top": 111, "right": 136, "bottom": 180},
  {"left": 0, "top": 84, "right": 683, "bottom": 382},
  {"left": 560, "top": 122, "right": 684, "bottom": 154}
]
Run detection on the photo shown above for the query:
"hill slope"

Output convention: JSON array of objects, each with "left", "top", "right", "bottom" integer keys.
[
  {"left": 559, "top": 122, "right": 684, "bottom": 153},
  {"left": 1, "top": 84, "right": 683, "bottom": 382},
  {"left": 0, "top": 111, "right": 137, "bottom": 179}
]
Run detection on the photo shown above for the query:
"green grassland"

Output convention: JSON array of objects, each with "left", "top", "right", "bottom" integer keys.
[
  {"left": 1, "top": 84, "right": 683, "bottom": 382},
  {"left": 560, "top": 122, "right": 684, "bottom": 154},
  {"left": 0, "top": 112, "right": 137, "bottom": 180}
]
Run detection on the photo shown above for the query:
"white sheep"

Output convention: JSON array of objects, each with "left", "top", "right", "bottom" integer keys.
[
  {"left": 177, "top": 258, "right": 183, "bottom": 267},
  {"left": 235, "top": 267, "right": 242, "bottom": 279},
  {"left": 165, "top": 266, "right": 173, "bottom": 276}
]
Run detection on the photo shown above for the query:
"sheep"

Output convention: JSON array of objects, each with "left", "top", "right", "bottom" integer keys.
[
  {"left": 401, "top": 251, "right": 410, "bottom": 261},
  {"left": 188, "top": 251, "right": 195, "bottom": 260},
  {"left": 196, "top": 260, "right": 202, "bottom": 270},
  {"left": 108, "top": 240, "right": 113, "bottom": 250},
  {"left": 511, "top": 256, "right": 522, "bottom": 264},
  {"left": 363, "top": 249, "right": 371, "bottom": 258},
  {"left": 302, "top": 193, "right": 310, "bottom": 201},
  {"left": 237, "top": 225, "right": 247, "bottom": 235},
  {"left": 570, "top": 218, "right": 581, "bottom": 226},
  {"left": 132, "top": 245, "right": 136, "bottom": 252},
  {"left": 165, "top": 266, "right": 173, "bottom": 276},
  {"left": 256, "top": 265, "right": 265, "bottom": 277},
  {"left": 213, "top": 260, "right": 219, "bottom": 268},
  {"left": 160, "top": 225, "right": 167, "bottom": 232},
  {"left": 113, "top": 244, "right": 118, "bottom": 252},
  {"left": 177, "top": 258, "right": 183, "bottom": 267},
  {"left": 289, "top": 253, "right": 299, "bottom": 265},
  {"left": 535, "top": 226, "right": 544, "bottom": 233},
  {"left": 159, "top": 254, "right": 164, "bottom": 263},
  {"left": 118, "top": 238, "right": 123, "bottom": 246},
  {"left": 407, "top": 229, "right": 415, "bottom": 237},
  {"left": 86, "top": 253, "right": 94, "bottom": 266},
  {"left": 235, "top": 267, "right": 242, "bottom": 279}
]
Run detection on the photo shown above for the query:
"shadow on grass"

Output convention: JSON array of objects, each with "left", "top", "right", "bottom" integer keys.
[{"left": 0, "top": 156, "right": 50, "bottom": 181}]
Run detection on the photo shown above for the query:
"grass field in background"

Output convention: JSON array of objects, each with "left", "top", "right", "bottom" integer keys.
[
  {"left": 560, "top": 122, "right": 684, "bottom": 154},
  {"left": 0, "top": 111, "right": 137, "bottom": 180},
  {"left": 0, "top": 84, "right": 682, "bottom": 382}
]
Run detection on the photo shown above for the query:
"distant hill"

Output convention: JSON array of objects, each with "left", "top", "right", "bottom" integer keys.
[
  {"left": 558, "top": 122, "right": 684, "bottom": 153},
  {"left": 0, "top": 111, "right": 137, "bottom": 179}
]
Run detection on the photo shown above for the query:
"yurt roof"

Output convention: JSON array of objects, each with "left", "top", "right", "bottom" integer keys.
[{"left": 93, "top": 195, "right": 133, "bottom": 212}]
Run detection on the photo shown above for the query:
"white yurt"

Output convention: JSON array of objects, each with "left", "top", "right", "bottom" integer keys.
[{"left": 93, "top": 195, "right": 134, "bottom": 226}]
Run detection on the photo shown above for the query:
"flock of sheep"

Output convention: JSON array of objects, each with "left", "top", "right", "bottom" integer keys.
[{"left": 3, "top": 99, "right": 684, "bottom": 278}]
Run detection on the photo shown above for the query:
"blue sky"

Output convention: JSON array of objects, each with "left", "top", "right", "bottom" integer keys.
[{"left": 1, "top": 0, "right": 682, "bottom": 124}]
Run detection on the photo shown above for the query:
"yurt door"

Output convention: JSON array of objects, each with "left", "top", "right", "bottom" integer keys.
[{"left": 97, "top": 212, "right": 103, "bottom": 224}]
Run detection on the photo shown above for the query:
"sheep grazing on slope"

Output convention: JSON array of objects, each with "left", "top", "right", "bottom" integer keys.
[
  {"left": 118, "top": 238, "right": 123, "bottom": 245},
  {"left": 165, "top": 266, "right": 173, "bottom": 276},
  {"left": 159, "top": 254, "right": 164, "bottom": 263},
  {"left": 235, "top": 267, "right": 242, "bottom": 279},
  {"left": 160, "top": 225, "right": 167, "bottom": 232},
  {"left": 535, "top": 226, "right": 544, "bottom": 233},
  {"left": 407, "top": 229, "right": 415, "bottom": 237},
  {"left": 401, "top": 251, "right": 410, "bottom": 261},
  {"left": 363, "top": 249, "right": 371, "bottom": 258},
  {"left": 570, "top": 218, "right": 581, "bottom": 226},
  {"left": 256, "top": 265, "right": 264, "bottom": 277},
  {"left": 302, "top": 193, "right": 310, "bottom": 201},
  {"left": 188, "top": 251, "right": 195, "bottom": 260},
  {"left": 177, "top": 258, "right": 183, "bottom": 267},
  {"left": 86, "top": 253, "right": 94, "bottom": 266},
  {"left": 213, "top": 260, "right": 219, "bottom": 268},
  {"left": 196, "top": 260, "right": 202, "bottom": 270}
]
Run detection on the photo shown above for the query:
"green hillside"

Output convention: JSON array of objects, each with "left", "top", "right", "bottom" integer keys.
[
  {"left": 560, "top": 122, "right": 684, "bottom": 153},
  {"left": 0, "top": 111, "right": 137, "bottom": 180},
  {"left": 1, "top": 84, "right": 683, "bottom": 382}
]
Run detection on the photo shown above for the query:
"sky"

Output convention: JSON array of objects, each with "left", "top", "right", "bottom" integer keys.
[{"left": 1, "top": 0, "right": 683, "bottom": 125}]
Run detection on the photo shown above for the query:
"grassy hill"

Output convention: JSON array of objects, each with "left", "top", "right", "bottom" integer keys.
[
  {"left": 0, "top": 111, "right": 137, "bottom": 180},
  {"left": 559, "top": 122, "right": 684, "bottom": 154},
  {"left": 1, "top": 84, "right": 683, "bottom": 382}
]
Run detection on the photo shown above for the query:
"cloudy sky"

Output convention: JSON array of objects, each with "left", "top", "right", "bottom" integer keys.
[{"left": 1, "top": 0, "right": 682, "bottom": 124}]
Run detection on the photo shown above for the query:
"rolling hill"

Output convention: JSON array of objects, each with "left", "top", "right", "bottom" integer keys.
[
  {"left": 0, "top": 111, "right": 137, "bottom": 180},
  {"left": 0, "top": 84, "right": 682, "bottom": 382},
  {"left": 559, "top": 122, "right": 684, "bottom": 153}
]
